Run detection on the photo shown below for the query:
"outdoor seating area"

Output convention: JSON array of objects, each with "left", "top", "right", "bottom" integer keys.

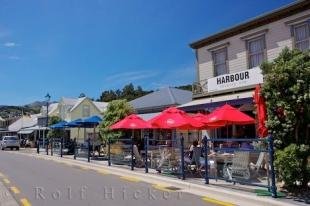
[{"left": 41, "top": 94, "right": 277, "bottom": 197}]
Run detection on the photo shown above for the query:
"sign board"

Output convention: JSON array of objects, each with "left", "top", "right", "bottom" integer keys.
[{"left": 207, "top": 67, "right": 263, "bottom": 93}]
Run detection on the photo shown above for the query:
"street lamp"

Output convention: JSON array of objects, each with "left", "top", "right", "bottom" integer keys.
[
  {"left": 45, "top": 93, "right": 51, "bottom": 127},
  {"left": 45, "top": 93, "right": 51, "bottom": 155}
]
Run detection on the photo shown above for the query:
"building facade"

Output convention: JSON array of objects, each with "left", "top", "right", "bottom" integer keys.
[
  {"left": 189, "top": 1, "right": 309, "bottom": 101},
  {"left": 181, "top": 0, "right": 310, "bottom": 138}
]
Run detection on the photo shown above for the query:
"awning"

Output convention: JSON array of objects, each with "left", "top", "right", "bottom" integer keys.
[
  {"left": 179, "top": 90, "right": 254, "bottom": 112},
  {"left": 18, "top": 130, "right": 34, "bottom": 134},
  {"left": 137, "top": 112, "right": 160, "bottom": 121}
]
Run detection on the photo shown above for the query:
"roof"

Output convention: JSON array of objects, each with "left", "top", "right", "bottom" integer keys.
[
  {"left": 61, "top": 97, "right": 78, "bottom": 106},
  {"left": 69, "top": 97, "right": 87, "bottom": 112},
  {"left": 179, "top": 90, "right": 254, "bottom": 112},
  {"left": 190, "top": 0, "right": 310, "bottom": 49},
  {"left": 93, "top": 101, "right": 108, "bottom": 112},
  {"left": 130, "top": 87, "right": 192, "bottom": 113},
  {"left": 8, "top": 114, "right": 39, "bottom": 132}
]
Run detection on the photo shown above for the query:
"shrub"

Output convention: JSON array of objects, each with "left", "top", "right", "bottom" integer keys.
[{"left": 275, "top": 144, "right": 310, "bottom": 189}]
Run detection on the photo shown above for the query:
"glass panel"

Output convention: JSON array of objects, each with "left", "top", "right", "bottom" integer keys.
[
  {"left": 248, "top": 36, "right": 265, "bottom": 68},
  {"left": 296, "top": 41, "right": 309, "bottom": 51},
  {"left": 215, "top": 63, "right": 227, "bottom": 76},
  {"left": 213, "top": 48, "right": 227, "bottom": 76},
  {"left": 294, "top": 23, "right": 310, "bottom": 51},
  {"left": 295, "top": 24, "right": 308, "bottom": 41},
  {"left": 249, "top": 38, "right": 264, "bottom": 54},
  {"left": 249, "top": 53, "right": 264, "bottom": 68}
]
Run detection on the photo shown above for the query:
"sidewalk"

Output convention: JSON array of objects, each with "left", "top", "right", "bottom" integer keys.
[{"left": 18, "top": 148, "right": 301, "bottom": 206}]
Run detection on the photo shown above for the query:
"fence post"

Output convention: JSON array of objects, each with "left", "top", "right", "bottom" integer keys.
[
  {"left": 60, "top": 137, "right": 63, "bottom": 157},
  {"left": 144, "top": 135, "right": 149, "bottom": 173},
  {"left": 204, "top": 138, "right": 209, "bottom": 184},
  {"left": 131, "top": 136, "right": 134, "bottom": 171},
  {"left": 108, "top": 138, "right": 111, "bottom": 166},
  {"left": 37, "top": 140, "right": 39, "bottom": 154},
  {"left": 46, "top": 139, "right": 49, "bottom": 155},
  {"left": 87, "top": 138, "right": 91, "bottom": 163},
  {"left": 268, "top": 136, "right": 277, "bottom": 198},
  {"left": 180, "top": 135, "right": 185, "bottom": 180},
  {"left": 51, "top": 137, "right": 54, "bottom": 156},
  {"left": 73, "top": 138, "right": 77, "bottom": 160}
]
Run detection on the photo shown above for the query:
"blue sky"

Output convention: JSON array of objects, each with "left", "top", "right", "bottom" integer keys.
[{"left": 0, "top": 0, "right": 293, "bottom": 105}]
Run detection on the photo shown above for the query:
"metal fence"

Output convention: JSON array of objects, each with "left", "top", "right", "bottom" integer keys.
[{"left": 36, "top": 134, "right": 277, "bottom": 198}]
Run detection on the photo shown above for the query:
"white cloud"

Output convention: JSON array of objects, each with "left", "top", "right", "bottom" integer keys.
[
  {"left": 4, "top": 42, "right": 19, "bottom": 47},
  {"left": 104, "top": 70, "right": 158, "bottom": 84},
  {"left": 8, "top": 56, "right": 20, "bottom": 60}
]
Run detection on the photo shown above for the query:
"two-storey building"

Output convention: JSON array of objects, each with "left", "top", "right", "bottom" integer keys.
[{"left": 181, "top": 0, "right": 310, "bottom": 137}]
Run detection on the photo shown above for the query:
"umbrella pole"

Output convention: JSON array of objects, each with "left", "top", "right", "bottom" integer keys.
[
  {"left": 93, "top": 125, "right": 95, "bottom": 158},
  {"left": 131, "top": 130, "right": 134, "bottom": 171}
]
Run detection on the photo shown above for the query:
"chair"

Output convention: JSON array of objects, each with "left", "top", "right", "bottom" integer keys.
[
  {"left": 225, "top": 151, "right": 251, "bottom": 181},
  {"left": 250, "top": 152, "right": 265, "bottom": 177}
]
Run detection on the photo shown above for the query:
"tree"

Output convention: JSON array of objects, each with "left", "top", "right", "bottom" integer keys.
[
  {"left": 176, "top": 84, "right": 192, "bottom": 91},
  {"left": 79, "top": 93, "right": 86, "bottom": 98},
  {"left": 261, "top": 48, "right": 310, "bottom": 148},
  {"left": 99, "top": 99, "right": 134, "bottom": 144},
  {"left": 47, "top": 116, "right": 64, "bottom": 139}
]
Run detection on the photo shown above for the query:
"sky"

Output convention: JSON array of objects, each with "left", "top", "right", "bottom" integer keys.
[{"left": 0, "top": 0, "right": 294, "bottom": 105}]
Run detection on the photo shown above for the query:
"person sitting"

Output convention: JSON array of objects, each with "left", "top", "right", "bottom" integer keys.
[{"left": 189, "top": 140, "right": 199, "bottom": 160}]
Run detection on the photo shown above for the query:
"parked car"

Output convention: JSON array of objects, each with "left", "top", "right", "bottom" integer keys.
[{"left": 0, "top": 136, "right": 20, "bottom": 150}]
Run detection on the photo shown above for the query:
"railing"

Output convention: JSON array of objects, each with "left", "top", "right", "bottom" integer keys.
[
  {"left": 36, "top": 135, "right": 278, "bottom": 198},
  {"left": 192, "top": 79, "right": 209, "bottom": 97}
]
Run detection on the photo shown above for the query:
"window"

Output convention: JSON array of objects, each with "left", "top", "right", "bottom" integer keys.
[
  {"left": 293, "top": 22, "right": 310, "bottom": 52},
  {"left": 82, "top": 105, "right": 90, "bottom": 117},
  {"left": 212, "top": 48, "right": 228, "bottom": 76},
  {"left": 247, "top": 35, "right": 266, "bottom": 69}
]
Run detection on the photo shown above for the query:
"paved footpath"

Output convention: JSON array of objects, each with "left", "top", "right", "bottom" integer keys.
[{"left": 0, "top": 150, "right": 301, "bottom": 206}]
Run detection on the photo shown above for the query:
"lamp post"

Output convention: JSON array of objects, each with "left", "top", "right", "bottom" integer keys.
[{"left": 45, "top": 93, "right": 51, "bottom": 155}]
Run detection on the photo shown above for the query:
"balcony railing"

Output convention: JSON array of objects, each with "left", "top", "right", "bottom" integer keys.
[{"left": 192, "top": 79, "right": 209, "bottom": 98}]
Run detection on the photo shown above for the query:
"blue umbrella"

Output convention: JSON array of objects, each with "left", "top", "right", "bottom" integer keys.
[
  {"left": 50, "top": 121, "right": 68, "bottom": 129},
  {"left": 76, "top": 115, "right": 103, "bottom": 127},
  {"left": 66, "top": 119, "right": 83, "bottom": 128}
]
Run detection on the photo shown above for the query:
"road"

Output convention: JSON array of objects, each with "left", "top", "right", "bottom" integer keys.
[{"left": 0, "top": 151, "right": 217, "bottom": 206}]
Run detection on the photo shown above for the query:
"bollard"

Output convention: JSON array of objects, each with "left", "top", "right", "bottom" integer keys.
[
  {"left": 204, "top": 138, "right": 209, "bottom": 184},
  {"left": 131, "top": 136, "right": 134, "bottom": 171},
  {"left": 51, "top": 138, "right": 53, "bottom": 156},
  {"left": 60, "top": 137, "right": 63, "bottom": 157},
  {"left": 108, "top": 138, "right": 111, "bottom": 166},
  {"left": 268, "top": 136, "right": 277, "bottom": 198},
  {"left": 180, "top": 134, "right": 185, "bottom": 180},
  {"left": 144, "top": 135, "right": 149, "bottom": 173},
  {"left": 87, "top": 138, "right": 91, "bottom": 163},
  {"left": 73, "top": 138, "right": 77, "bottom": 160}
]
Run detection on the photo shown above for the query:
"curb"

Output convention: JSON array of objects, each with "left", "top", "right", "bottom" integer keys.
[{"left": 18, "top": 151, "right": 295, "bottom": 206}]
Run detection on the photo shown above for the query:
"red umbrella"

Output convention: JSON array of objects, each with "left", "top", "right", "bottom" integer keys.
[
  {"left": 254, "top": 85, "right": 268, "bottom": 138},
  {"left": 149, "top": 107, "right": 204, "bottom": 129},
  {"left": 110, "top": 114, "right": 152, "bottom": 130},
  {"left": 192, "top": 113, "right": 224, "bottom": 129},
  {"left": 206, "top": 104, "right": 255, "bottom": 126}
]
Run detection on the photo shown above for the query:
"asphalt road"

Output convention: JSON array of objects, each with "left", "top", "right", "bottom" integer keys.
[{"left": 0, "top": 151, "right": 216, "bottom": 206}]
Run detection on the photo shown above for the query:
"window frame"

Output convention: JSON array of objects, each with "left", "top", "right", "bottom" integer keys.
[
  {"left": 212, "top": 47, "right": 228, "bottom": 77},
  {"left": 246, "top": 34, "right": 267, "bottom": 69},
  {"left": 292, "top": 21, "right": 310, "bottom": 52},
  {"left": 82, "top": 105, "right": 90, "bottom": 117}
]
